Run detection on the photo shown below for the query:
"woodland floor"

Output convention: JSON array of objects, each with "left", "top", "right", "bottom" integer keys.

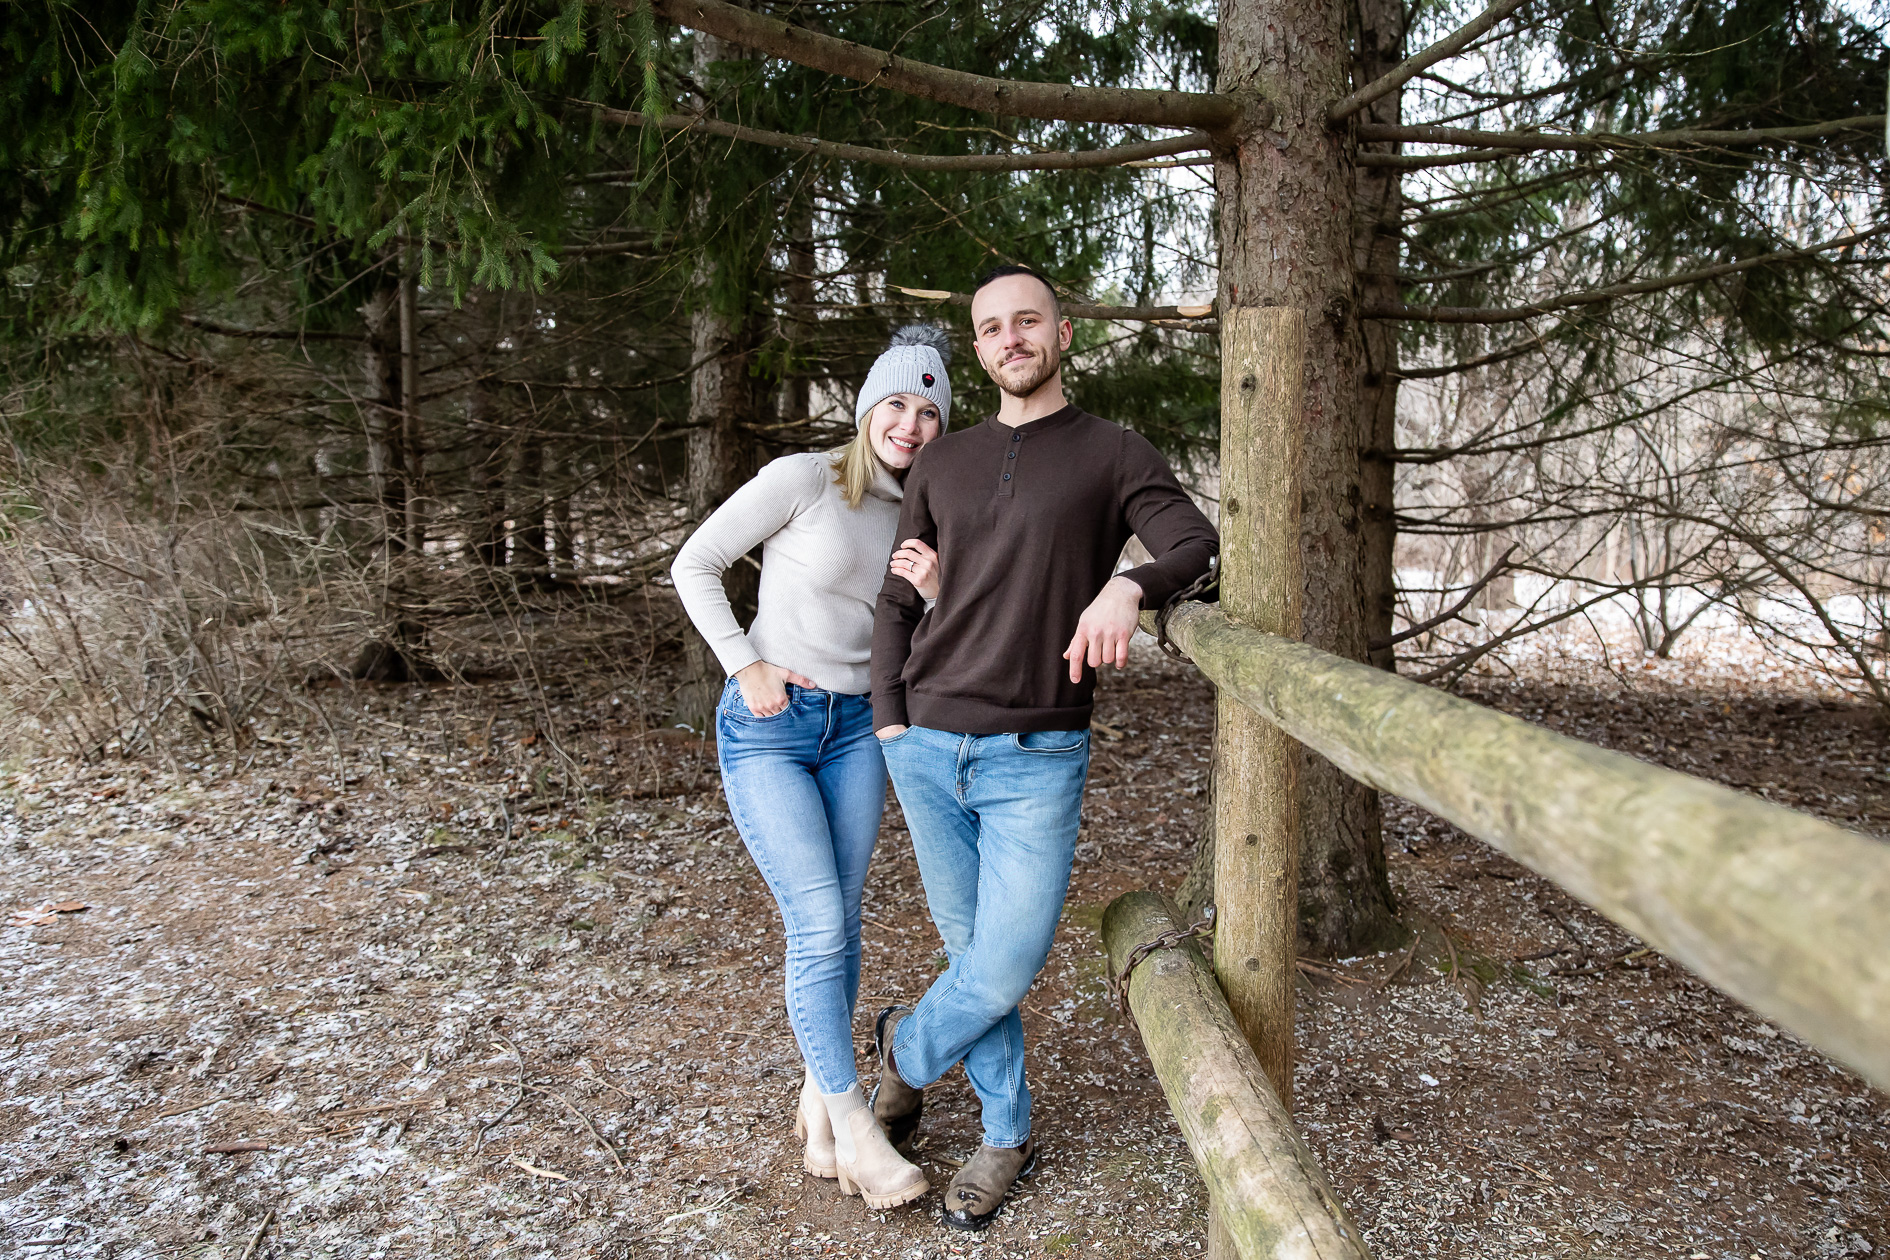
[{"left": 1, "top": 631, "right": 1887, "bottom": 1260}]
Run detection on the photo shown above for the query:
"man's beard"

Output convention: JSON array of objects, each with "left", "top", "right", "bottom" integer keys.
[{"left": 991, "top": 344, "right": 1060, "bottom": 399}]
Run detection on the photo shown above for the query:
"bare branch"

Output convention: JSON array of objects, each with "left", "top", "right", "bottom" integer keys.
[
  {"left": 1370, "top": 545, "right": 1519, "bottom": 650},
  {"left": 1358, "top": 114, "right": 1887, "bottom": 152},
  {"left": 1366, "top": 226, "right": 1888, "bottom": 323},
  {"left": 639, "top": 0, "right": 1239, "bottom": 130},
  {"left": 180, "top": 316, "right": 360, "bottom": 343},
  {"left": 1356, "top": 149, "right": 1514, "bottom": 169},
  {"left": 1329, "top": 0, "right": 1528, "bottom": 123},
  {"left": 887, "top": 286, "right": 1217, "bottom": 324},
  {"left": 589, "top": 105, "right": 1213, "bottom": 171}
]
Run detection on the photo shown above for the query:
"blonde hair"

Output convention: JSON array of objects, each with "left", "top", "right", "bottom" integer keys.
[{"left": 829, "top": 426, "right": 886, "bottom": 509}]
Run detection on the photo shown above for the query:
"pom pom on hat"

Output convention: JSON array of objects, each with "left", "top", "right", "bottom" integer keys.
[
  {"left": 856, "top": 324, "right": 953, "bottom": 430},
  {"left": 887, "top": 323, "right": 952, "bottom": 365}
]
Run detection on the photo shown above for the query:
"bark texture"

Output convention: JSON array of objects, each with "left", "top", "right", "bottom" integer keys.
[
  {"left": 1355, "top": 0, "right": 1404, "bottom": 677},
  {"left": 1216, "top": 0, "right": 1397, "bottom": 956},
  {"left": 1160, "top": 601, "right": 1890, "bottom": 1095},
  {"left": 360, "top": 280, "right": 407, "bottom": 553}
]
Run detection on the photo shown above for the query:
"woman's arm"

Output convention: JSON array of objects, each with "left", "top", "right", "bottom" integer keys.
[{"left": 670, "top": 456, "right": 820, "bottom": 682}]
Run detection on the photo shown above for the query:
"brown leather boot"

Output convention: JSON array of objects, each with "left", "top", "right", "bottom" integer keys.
[
  {"left": 869, "top": 1005, "right": 924, "bottom": 1149},
  {"left": 793, "top": 1070, "right": 836, "bottom": 1179},
  {"left": 942, "top": 1138, "right": 1038, "bottom": 1231}
]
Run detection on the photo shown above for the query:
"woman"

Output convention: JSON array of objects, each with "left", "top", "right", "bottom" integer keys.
[{"left": 670, "top": 326, "right": 950, "bottom": 1209}]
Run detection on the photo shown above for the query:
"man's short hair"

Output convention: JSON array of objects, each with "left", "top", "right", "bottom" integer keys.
[{"left": 972, "top": 264, "right": 1062, "bottom": 320}]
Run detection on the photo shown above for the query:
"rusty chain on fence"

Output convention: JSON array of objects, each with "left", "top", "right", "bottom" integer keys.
[
  {"left": 1112, "top": 903, "right": 1217, "bottom": 1017},
  {"left": 1155, "top": 553, "right": 1218, "bottom": 664}
]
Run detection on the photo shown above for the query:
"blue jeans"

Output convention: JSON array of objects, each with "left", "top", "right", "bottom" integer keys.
[
  {"left": 879, "top": 725, "right": 1091, "bottom": 1148},
  {"left": 717, "top": 678, "right": 886, "bottom": 1094}
]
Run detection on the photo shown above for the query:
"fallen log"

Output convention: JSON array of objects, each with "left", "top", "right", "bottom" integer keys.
[
  {"left": 1101, "top": 891, "right": 1370, "bottom": 1260},
  {"left": 1151, "top": 602, "right": 1890, "bottom": 1092}
]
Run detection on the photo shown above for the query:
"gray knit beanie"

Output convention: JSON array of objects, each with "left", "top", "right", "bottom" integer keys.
[{"left": 855, "top": 324, "right": 953, "bottom": 430}]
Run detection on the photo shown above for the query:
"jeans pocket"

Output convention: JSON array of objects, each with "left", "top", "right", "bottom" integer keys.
[
  {"left": 876, "top": 726, "right": 916, "bottom": 746},
  {"left": 722, "top": 679, "right": 790, "bottom": 722},
  {"left": 1012, "top": 729, "right": 1087, "bottom": 754}
]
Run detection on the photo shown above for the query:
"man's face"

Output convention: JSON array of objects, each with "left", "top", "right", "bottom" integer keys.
[{"left": 971, "top": 274, "right": 1073, "bottom": 399}]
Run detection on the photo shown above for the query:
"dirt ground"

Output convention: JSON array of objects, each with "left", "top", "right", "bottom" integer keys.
[{"left": 2, "top": 635, "right": 1886, "bottom": 1259}]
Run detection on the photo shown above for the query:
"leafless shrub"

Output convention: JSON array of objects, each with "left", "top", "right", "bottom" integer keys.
[{"left": 0, "top": 473, "right": 373, "bottom": 759}]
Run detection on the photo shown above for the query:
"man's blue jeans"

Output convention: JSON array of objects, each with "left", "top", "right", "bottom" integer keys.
[
  {"left": 717, "top": 679, "right": 886, "bottom": 1094},
  {"left": 879, "top": 725, "right": 1090, "bottom": 1148}
]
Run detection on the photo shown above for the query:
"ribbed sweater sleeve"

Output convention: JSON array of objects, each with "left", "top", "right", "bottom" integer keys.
[
  {"left": 1114, "top": 429, "right": 1220, "bottom": 609},
  {"left": 870, "top": 458, "right": 934, "bottom": 730},
  {"left": 670, "top": 457, "right": 820, "bottom": 679}
]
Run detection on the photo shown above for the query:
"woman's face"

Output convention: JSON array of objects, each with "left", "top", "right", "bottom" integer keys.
[{"left": 867, "top": 393, "right": 944, "bottom": 470}]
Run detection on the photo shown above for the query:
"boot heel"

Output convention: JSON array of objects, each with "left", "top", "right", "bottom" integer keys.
[{"left": 837, "top": 1169, "right": 855, "bottom": 1196}]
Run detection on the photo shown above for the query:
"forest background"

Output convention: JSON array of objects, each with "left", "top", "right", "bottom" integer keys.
[{"left": 1, "top": 0, "right": 1886, "bottom": 961}]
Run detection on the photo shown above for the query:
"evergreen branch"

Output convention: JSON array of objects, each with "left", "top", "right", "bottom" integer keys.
[
  {"left": 1366, "top": 227, "right": 1888, "bottom": 324},
  {"left": 635, "top": 0, "right": 1239, "bottom": 130},
  {"left": 1329, "top": 0, "right": 1529, "bottom": 123},
  {"left": 1358, "top": 115, "right": 1887, "bottom": 152},
  {"left": 588, "top": 105, "right": 1213, "bottom": 171}
]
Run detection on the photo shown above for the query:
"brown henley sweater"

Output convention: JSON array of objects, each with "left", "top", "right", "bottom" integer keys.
[{"left": 871, "top": 405, "right": 1218, "bottom": 734}]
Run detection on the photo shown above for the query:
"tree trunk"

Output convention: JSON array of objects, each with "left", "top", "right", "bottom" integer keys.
[
  {"left": 514, "top": 433, "right": 547, "bottom": 575},
  {"left": 1217, "top": 0, "right": 1398, "bottom": 957},
  {"left": 467, "top": 289, "right": 509, "bottom": 570},
  {"left": 350, "top": 275, "right": 433, "bottom": 681},
  {"left": 1355, "top": 0, "right": 1403, "bottom": 675},
  {"left": 399, "top": 254, "right": 423, "bottom": 553},
  {"left": 785, "top": 186, "right": 817, "bottom": 423},
  {"left": 552, "top": 450, "right": 576, "bottom": 580},
  {"left": 675, "top": 27, "right": 762, "bottom": 731},
  {"left": 360, "top": 279, "right": 406, "bottom": 554}
]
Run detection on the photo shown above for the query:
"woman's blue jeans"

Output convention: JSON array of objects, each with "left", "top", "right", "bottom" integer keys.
[
  {"left": 716, "top": 678, "right": 886, "bottom": 1094},
  {"left": 879, "top": 725, "right": 1090, "bottom": 1148}
]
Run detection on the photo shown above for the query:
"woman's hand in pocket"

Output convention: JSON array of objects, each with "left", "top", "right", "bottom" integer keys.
[
  {"left": 891, "top": 538, "right": 941, "bottom": 601},
  {"left": 735, "top": 660, "right": 815, "bottom": 717}
]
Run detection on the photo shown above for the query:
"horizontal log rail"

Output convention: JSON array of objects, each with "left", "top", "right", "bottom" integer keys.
[
  {"left": 1103, "top": 892, "right": 1370, "bottom": 1259},
  {"left": 1148, "top": 602, "right": 1890, "bottom": 1092}
]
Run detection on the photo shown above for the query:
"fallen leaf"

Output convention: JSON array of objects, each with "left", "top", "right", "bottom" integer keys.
[
  {"left": 47, "top": 901, "right": 89, "bottom": 914},
  {"left": 10, "top": 910, "right": 58, "bottom": 926},
  {"left": 204, "top": 1140, "right": 270, "bottom": 1154},
  {"left": 511, "top": 1157, "right": 570, "bottom": 1182}
]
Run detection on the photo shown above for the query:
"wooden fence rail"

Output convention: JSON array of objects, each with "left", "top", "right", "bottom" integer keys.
[
  {"left": 1148, "top": 601, "right": 1890, "bottom": 1092},
  {"left": 1102, "top": 892, "right": 1371, "bottom": 1259}
]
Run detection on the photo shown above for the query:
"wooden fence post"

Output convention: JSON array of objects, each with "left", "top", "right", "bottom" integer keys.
[
  {"left": 1209, "top": 307, "right": 1307, "bottom": 1256},
  {"left": 1216, "top": 308, "right": 1307, "bottom": 1093}
]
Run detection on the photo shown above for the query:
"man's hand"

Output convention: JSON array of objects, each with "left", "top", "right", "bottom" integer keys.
[
  {"left": 1063, "top": 576, "right": 1144, "bottom": 683},
  {"left": 875, "top": 724, "right": 910, "bottom": 740},
  {"left": 734, "top": 660, "right": 817, "bottom": 717}
]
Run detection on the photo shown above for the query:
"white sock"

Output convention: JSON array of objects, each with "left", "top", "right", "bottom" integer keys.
[{"left": 822, "top": 1086, "right": 868, "bottom": 1162}]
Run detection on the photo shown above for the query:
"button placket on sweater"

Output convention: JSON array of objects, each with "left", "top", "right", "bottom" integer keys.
[{"left": 997, "top": 429, "right": 1024, "bottom": 498}]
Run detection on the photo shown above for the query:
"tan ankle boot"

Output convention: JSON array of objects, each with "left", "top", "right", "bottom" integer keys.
[
  {"left": 835, "top": 1107, "right": 929, "bottom": 1209},
  {"left": 793, "top": 1071, "right": 837, "bottom": 1179}
]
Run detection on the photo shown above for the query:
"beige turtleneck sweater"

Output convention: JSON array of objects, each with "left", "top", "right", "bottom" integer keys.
[{"left": 671, "top": 451, "right": 904, "bottom": 696}]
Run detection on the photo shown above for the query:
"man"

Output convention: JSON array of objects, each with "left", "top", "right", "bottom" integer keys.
[{"left": 870, "top": 264, "right": 1218, "bottom": 1230}]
